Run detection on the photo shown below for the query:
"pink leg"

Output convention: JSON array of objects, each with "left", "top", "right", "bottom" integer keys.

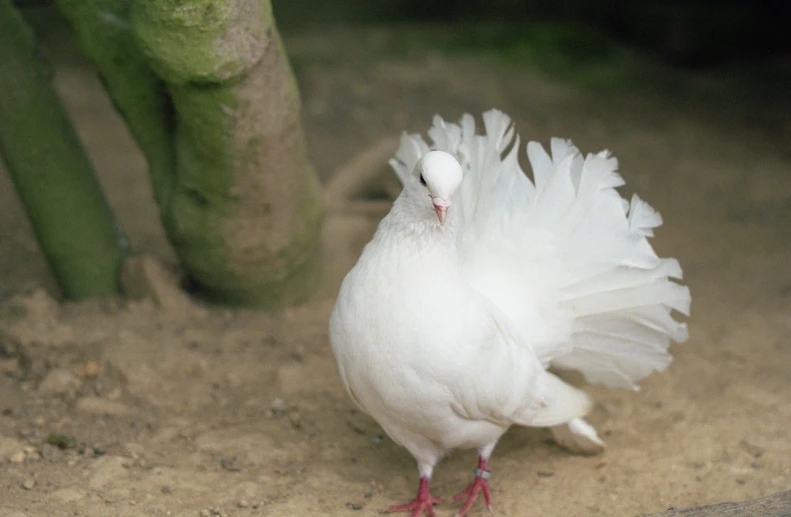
[
  {"left": 388, "top": 476, "right": 442, "bottom": 517},
  {"left": 452, "top": 456, "right": 493, "bottom": 517}
]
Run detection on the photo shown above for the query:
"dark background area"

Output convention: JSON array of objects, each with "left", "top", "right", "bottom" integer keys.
[
  {"left": 12, "top": 0, "right": 791, "bottom": 66},
  {"left": 13, "top": 0, "right": 790, "bottom": 124},
  {"left": 270, "top": 0, "right": 789, "bottom": 66}
]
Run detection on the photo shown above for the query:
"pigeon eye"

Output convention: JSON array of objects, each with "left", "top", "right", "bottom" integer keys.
[{"left": 419, "top": 174, "right": 427, "bottom": 186}]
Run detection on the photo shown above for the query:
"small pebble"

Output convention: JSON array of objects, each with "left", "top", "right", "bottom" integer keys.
[
  {"left": 40, "top": 443, "right": 59, "bottom": 460},
  {"left": 237, "top": 499, "right": 249, "bottom": 508},
  {"left": 363, "top": 492, "right": 373, "bottom": 499},
  {"left": 347, "top": 502, "right": 363, "bottom": 510},
  {"left": 289, "top": 412, "right": 303, "bottom": 429},
  {"left": 220, "top": 458, "right": 241, "bottom": 472},
  {"left": 271, "top": 397, "right": 286, "bottom": 412},
  {"left": 9, "top": 451, "right": 25, "bottom": 463},
  {"left": 37, "top": 368, "right": 80, "bottom": 396},
  {"left": 22, "top": 478, "right": 35, "bottom": 490},
  {"left": 82, "top": 360, "right": 100, "bottom": 378},
  {"left": 199, "top": 510, "right": 211, "bottom": 517},
  {"left": 740, "top": 440, "right": 765, "bottom": 458}
]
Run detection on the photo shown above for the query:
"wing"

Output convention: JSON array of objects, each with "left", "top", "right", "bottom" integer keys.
[
  {"left": 446, "top": 301, "right": 592, "bottom": 428},
  {"left": 389, "top": 110, "right": 691, "bottom": 390}
]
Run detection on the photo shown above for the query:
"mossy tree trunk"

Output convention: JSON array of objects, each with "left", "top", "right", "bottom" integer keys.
[
  {"left": 56, "top": 0, "right": 324, "bottom": 307},
  {"left": 0, "top": 0, "right": 130, "bottom": 298}
]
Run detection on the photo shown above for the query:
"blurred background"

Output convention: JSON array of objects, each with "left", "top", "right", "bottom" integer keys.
[
  {"left": 273, "top": 0, "right": 790, "bottom": 66},
  {"left": 14, "top": 0, "right": 791, "bottom": 67},
  {"left": 3, "top": 0, "right": 790, "bottom": 292},
  {"left": 13, "top": 0, "right": 790, "bottom": 142}
]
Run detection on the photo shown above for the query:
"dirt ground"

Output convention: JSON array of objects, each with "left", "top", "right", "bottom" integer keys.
[{"left": 1, "top": 23, "right": 790, "bottom": 517}]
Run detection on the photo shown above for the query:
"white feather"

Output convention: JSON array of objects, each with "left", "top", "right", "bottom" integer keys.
[
  {"left": 388, "top": 108, "right": 690, "bottom": 388},
  {"left": 329, "top": 109, "right": 691, "bottom": 508}
]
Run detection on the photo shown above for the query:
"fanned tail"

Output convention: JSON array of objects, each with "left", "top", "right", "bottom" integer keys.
[
  {"left": 389, "top": 109, "right": 691, "bottom": 390},
  {"left": 526, "top": 139, "right": 690, "bottom": 389}
]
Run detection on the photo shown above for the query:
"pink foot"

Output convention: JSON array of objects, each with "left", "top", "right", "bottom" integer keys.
[
  {"left": 388, "top": 477, "right": 442, "bottom": 517},
  {"left": 452, "top": 457, "right": 492, "bottom": 517}
]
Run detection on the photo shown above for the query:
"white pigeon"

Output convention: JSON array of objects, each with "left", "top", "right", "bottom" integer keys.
[{"left": 329, "top": 109, "right": 690, "bottom": 517}]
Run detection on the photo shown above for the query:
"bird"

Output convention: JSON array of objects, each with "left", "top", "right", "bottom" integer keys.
[{"left": 329, "top": 109, "right": 690, "bottom": 517}]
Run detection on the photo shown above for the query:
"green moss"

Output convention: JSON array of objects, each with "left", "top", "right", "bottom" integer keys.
[
  {"left": 131, "top": 0, "right": 274, "bottom": 84},
  {"left": 165, "top": 83, "right": 237, "bottom": 289},
  {"left": 0, "top": 0, "right": 130, "bottom": 298},
  {"left": 204, "top": 178, "right": 324, "bottom": 308},
  {"left": 56, "top": 0, "right": 324, "bottom": 307},
  {"left": 163, "top": 73, "right": 323, "bottom": 307},
  {"left": 56, "top": 0, "right": 177, "bottom": 209}
]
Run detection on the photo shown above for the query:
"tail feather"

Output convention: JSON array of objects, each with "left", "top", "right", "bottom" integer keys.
[
  {"left": 628, "top": 194, "right": 663, "bottom": 237},
  {"left": 388, "top": 109, "right": 691, "bottom": 391},
  {"left": 427, "top": 114, "right": 462, "bottom": 153},
  {"left": 563, "top": 258, "right": 683, "bottom": 298},
  {"left": 526, "top": 140, "right": 553, "bottom": 190},
  {"left": 522, "top": 372, "right": 592, "bottom": 427},
  {"left": 563, "top": 282, "right": 691, "bottom": 318},
  {"left": 551, "top": 418, "right": 606, "bottom": 455},
  {"left": 530, "top": 154, "right": 578, "bottom": 229},
  {"left": 389, "top": 132, "right": 430, "bottom": 185}
]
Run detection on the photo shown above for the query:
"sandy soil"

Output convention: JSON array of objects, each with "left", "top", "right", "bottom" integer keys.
[{"left": 1, "top": 24, "right": 790, "bottom": 517}]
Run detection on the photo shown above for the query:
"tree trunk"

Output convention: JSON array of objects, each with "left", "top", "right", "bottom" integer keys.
[
  {"left": 0, "top": 0, "right": 129, "bottom": 298},
  {"left": 131, "top": 0, "right": 325, "bottom": 307},
  {"left": 54, "top": 0, "right": 177, "bottom": 212},
  {"left": 58, "top": 0, "right": 324, "bottom": 307}
]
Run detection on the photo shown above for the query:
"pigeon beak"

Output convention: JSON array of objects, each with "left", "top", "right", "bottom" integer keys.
[{"left": 432, "top": 198, "right": 450, "bottom": 226}]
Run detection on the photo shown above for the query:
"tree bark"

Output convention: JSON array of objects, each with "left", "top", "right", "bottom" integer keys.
[
  {"left": 638, "top": 490, "right": 791, "bottom": 517},
  {"left": 58, "top": 0, "right": 324, "bottom": 307},
  {"left": 0, "top": 0, "right": 129, "bottom": 298}
]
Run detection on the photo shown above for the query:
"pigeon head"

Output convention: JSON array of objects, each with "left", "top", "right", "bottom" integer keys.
[{"left": 412, "top": 150, "right": 463, "bottom": 225}]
